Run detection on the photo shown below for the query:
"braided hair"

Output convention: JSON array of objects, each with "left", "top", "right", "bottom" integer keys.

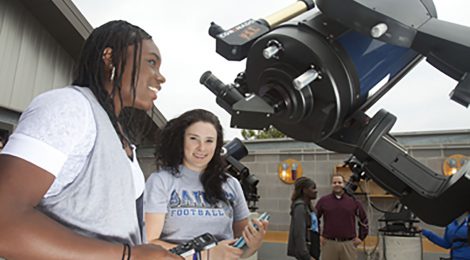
[
  {"left": 72, "top": 20, "right": 151, "bottom": 145},
  {"left": 291, "top": 176, "right": 316, "bottom": 210}
]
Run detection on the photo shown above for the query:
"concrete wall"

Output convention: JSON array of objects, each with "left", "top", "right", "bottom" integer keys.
[
  {"left": 239, "top": 130, "right": 470, "bottom": 259},
  {"left": 241, "top": 130, "right": 470, "bottom": 235}
]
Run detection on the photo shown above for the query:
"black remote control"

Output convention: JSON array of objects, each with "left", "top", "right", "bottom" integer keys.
[{"left": 169, "top": 233, "right": 217, "bottom": 257}]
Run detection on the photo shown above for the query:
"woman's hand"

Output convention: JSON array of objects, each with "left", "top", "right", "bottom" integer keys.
[
  {"left": 243, "top": 219, "right": 268, "bottom": 250},
  {"left": 208, "top": 239, "right": 244, "bottom": 260},
  {"left": 132, "top": 244, "right": 183, "bottom": 260},
  {"left": 240, "top": 218, "right": 269, "bottom": 258}
]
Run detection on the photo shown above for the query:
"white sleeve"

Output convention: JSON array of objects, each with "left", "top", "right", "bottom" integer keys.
[
  {"left": 1, "top": 88, "right": 94, "bottom": 177},
  {"left": 1, "top": 133, "right": 66, "bottom": 175}
]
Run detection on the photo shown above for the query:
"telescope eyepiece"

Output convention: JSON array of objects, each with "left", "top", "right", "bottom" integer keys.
[
  {"left": 200, "top": 71, "right": 228, "bottom": 96},
  {"left": 200, "top": 71, "right": 245, "bottom": 114}
]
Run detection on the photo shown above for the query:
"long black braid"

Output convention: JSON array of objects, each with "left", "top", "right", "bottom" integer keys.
[
  {"left": 291, "top": 177, "right": 316, "bottom": 211},
  {"left": 72, "top": 20, "right": 151, "bottom": 146}
]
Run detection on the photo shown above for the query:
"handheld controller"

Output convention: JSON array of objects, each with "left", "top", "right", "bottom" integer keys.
[{"left": 169, "top": 232, "right": 218, "bottom": 257}]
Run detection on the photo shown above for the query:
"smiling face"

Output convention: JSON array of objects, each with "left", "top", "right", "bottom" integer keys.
[
  {"left": 182, "top": 121, "right": 218, "bottom": 173},
  {"left": 104, "top": 39, "right": 166, "bottom": 114},
  {"left": 120, "top": 39, "right": 166, "bottom": 111},
  {"left": 332, "top": 175, "right": 345, "bottom": 195}
]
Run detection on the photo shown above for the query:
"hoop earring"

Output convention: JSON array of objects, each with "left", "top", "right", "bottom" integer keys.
[{"left": 110, "top": 66, "right": 116, "bottom": 81}]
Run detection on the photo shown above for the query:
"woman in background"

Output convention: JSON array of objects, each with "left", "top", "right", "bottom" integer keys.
[{"left": 288, "top": 176, "right": 320, "bottom": 260}]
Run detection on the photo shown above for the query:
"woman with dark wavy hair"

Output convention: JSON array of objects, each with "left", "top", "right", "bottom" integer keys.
[
  {"left": 145, "top": 109, "right": 268, "bottom": 260},
  {"left": 0, "top": 20, "right": 180, "bottom": 259}
]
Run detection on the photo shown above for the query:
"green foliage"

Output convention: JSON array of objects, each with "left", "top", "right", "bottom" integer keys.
[{"left": 241, "top": 126, "right": 287, "bottom": 140}]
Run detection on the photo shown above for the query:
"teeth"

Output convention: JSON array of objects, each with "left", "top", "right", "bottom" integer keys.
[{"left": 148, "top": 86, "right": 159, "bottom": 92}]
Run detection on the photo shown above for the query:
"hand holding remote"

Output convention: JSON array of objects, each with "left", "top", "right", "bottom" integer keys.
[
  {"left": 233, "top": 212, "right": 270, "bottom": 249},
  {"left": 169, "top": 233, "right": 217, "bottom": 257}
]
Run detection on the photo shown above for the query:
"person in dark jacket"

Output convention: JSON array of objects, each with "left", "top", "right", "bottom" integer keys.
[{"left": 287, "top": 177, "right": 320, "bottom": 260}]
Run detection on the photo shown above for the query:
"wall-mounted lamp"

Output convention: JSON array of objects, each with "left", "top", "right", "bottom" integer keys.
[
  {"left": 443, "top": 154, "right": 468, "bottom": 176},
  {"left": 278, "top": 159, "right": 303, "bottom": 184}
]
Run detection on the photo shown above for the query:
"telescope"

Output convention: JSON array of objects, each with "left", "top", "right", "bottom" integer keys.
[
  {"left": 201, "top": 0, "right": 470, "bottom": 226},
  {"left": 222, "top": 138, "right": 260, "bottom": 211}
]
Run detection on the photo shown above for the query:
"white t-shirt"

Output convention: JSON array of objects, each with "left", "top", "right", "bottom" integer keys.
[{"left": 1, "top": 87, "right": 145, "bottom": 199}]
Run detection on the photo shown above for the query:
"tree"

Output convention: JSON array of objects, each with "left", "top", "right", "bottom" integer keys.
[{"left": 241, "top": 126, "right": 287, "bottom": 140}]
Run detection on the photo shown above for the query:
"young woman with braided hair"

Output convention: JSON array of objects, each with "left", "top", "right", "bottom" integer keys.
[
  {"left": 0, "top": 20, "right": 181, "bottom": 259},
  {"left": 288, "top": 176, "right": 320, "bottom": 260}
]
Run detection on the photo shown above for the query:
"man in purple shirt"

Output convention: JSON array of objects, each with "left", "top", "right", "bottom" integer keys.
[{"left": 315, "top": 174, "right": 368, "bottom": 260}]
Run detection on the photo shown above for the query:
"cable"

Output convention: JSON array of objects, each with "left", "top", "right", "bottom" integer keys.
[
  {"left": 357, "top": 184, "right": 399, "bottom": 214},
  {"left": 361, "top": 180, "right": 380, "bottom": 260},
  {"left": 419, "top": 232, "right": 424, "bottom": 260},
  {"left": 346, "top": 166, "right": 412, "bottom": 260},
  {"left": 382, "top": 234, "right": 387, "bottom": 260}
]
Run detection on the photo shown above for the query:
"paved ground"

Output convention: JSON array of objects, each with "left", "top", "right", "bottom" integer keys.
[{"left": 258, "top": 241, "right": 448, "bottom": 260}]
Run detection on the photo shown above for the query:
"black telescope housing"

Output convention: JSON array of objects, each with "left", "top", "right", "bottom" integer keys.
[
  {"left": 221, "top": 138, "right": 260, "bottom": 211},
  {"left": 202, "top": 0, "right": 470, "bottom": 226}
]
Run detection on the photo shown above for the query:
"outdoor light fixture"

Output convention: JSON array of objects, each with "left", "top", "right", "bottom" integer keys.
[
  {"left": 443, "top": 154, "right": 468, "bottom": 176},
  {"left": 277, "top": 159, "right": 303, "bottom": 184}
]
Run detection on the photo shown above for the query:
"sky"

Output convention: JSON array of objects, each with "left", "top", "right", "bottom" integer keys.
[{"left": 71, "top": 0, "right": 470, "bottom": 140}]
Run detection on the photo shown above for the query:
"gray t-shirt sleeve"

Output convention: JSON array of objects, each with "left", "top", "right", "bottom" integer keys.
[
  {"left": 144, "top": 171, "right": 171, "bottom": 213},
  {"left": 226, "top": 175, "right": 250, "bottom": 222}
]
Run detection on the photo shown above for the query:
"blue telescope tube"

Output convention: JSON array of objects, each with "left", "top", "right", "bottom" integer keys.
[{"left": 337, "top": 30, "right": 419, "bottom": 98}]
